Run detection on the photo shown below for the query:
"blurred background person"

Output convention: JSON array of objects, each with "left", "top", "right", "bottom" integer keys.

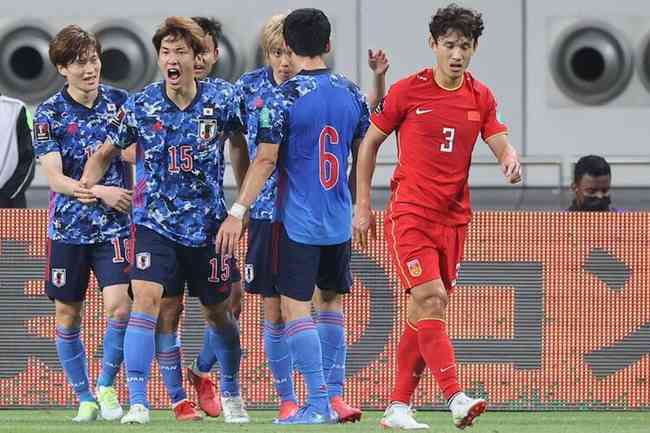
[{"left": 568, "top": 155, "right": 619, "bottom": 212}]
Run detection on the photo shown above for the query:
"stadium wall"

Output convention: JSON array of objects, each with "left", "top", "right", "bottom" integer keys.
[{"left": 0, "top": 210, "right": 648, "bottom": 410}]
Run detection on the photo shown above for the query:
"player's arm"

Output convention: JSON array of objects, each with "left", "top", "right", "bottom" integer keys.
[
  {"left": 367, "top": 49, "right": 390, "bottom": 111},
  {"left": 39, "top": 152, "right": 96, "bottom": 203},
  {"left": 229, "top": 131, "right": 250, "bottom": 191},
  {"left": 120, "top": 143, "right": 136, "bottom": 164},
  {"left": 348, "top": 138, "right": 362, "bottom": 204},
  {"left": 80, "top": 138, "right": 121, "bottom": 188},
  {"left": 486, "top": 133, "right": 521, "bottom": 184},
  {"left": 216, "top": 141, "right": 279, "bottom": 256},
  {"left": 353, "top": 124, "right": 389, "bottom": 248}
]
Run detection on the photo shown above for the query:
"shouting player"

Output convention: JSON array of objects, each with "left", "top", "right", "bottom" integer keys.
[
  {"left": 34, "top": 25, "right": 132, "bottom": 422},
  {"left": 217, "top": 8, "right": 370, "bottom": 424},
  {"left": 353, "top": 4, "right": 521, "bottom": 430},
  {"left": 82, "top": 17, "right": 248, "bottom": 424}
]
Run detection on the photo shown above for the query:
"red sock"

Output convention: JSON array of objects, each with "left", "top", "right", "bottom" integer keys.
[
  {"left": 416, "top": 319, "right": 461, "bottom": 401},
  {"left": 390, "top": 321, "right": 426, "bottom": 404}
]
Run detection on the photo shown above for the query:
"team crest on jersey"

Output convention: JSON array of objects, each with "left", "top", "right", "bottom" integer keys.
[
  {"left": 198, "top": 118, "right": 218, "bottom": 142},
  {"left": 107, "top": 103, "right": 117, "bottom": 113},
  {"left": 244, "top": 264, "right": 254, "bottom": 283},
  {"left": 34, "top": 122, "right": 51, "bottom": 142},
  {"left": 51, "top": 268, "right": 66, "bottom": 288},
  {"left": 407, "top": 258, "right": 422, "bottom": 278},
  {"left": 136, "top": 252, "right": 151, "bottom": 270}
]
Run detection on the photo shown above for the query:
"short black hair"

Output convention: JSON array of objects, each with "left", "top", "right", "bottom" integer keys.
[
  {"left": 283, "top": 8, "right": 330, "bottom": 57},
  {"left": 574, "top": 155, "right": 611, "bottom": 184},
  {"left": 429, "top": 3, "right": 484, "bottom": 46},
  {"left": 192, "top": 16, "right": 222, "bottom": 49}
]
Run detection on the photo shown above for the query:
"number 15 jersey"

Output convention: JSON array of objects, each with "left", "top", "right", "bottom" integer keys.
[
  {"left": 371, "top": 68, "right": 508, "bottom": 226},
  {"left": 107, "top": 80, "right": 241, "bottom": 247}
]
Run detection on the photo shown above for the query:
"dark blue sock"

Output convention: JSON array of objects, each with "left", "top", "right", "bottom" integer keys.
[
  {"left": 97, "top": 318, "right": 128, "bottom": 387},
  {"left": 124, "top": 312, "right": 156, "bottom": 407},
  {"left": 156, "top": 332, "right": 187, "bottom": 405},
  {"left": 196, "top": 326, "right": 218, "bottom": 373},
  {"left": 263, "top": 321, "right": 296, "bottom": 403},
  {"left": 55, "top": 325, "right": 94, "bottom": 403},
  {"left": 286, "top": 317, "right": 328, "bottom": 412},
  {"left": 210, "top": 321, "right": 241, "bottom": 397},
  {"left": 317, "top": 311, "right": 346, "bottom": 398}
]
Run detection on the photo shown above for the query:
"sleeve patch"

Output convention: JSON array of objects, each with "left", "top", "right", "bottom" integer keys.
[{"left": 34, "top": 122, "right": 51, "bottom": 142}]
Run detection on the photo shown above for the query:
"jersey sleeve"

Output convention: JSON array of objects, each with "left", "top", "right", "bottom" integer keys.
[
  {"left": 353, "top": 88, "right": 371, "bottom": 141},
  {"left": 32, "top": 104, "right": 60, "bottom": 157},
  {"left": 370, "top": 80, "right": 407, "bottom": 135},
  {"left": 256, "top": 91, "right": 287, "bottom": 146},
  {"left": 480, "top": 87, "right": 508, "bottom": 141},
  {"left": 232, "top": 78, "right": 248, "bottom": 131},
  {"left": 224, "top": 87, "right": 244, "bottom": 136},
  {"left": 106, "top": 95, "right": 137, "bottom": 149}
]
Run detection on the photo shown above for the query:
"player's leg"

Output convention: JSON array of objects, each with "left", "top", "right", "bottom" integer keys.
[
  {"left": 47, "top": 241, "right": 98, "bottom": 422},
  {"left": 120, "top": 225, "right": 174, "bottom": 424},
  {"left": 92, "top": 236, "right": 131, "bottom": 420},
  {"left": 189, "top": 244, "right": 247, "bottom": 423},
  {"left": 275, "top": 225, "right": 333, "bottom": 425},
  {"left": 245, "top": 219, "right": 297, "bottom": 419}
]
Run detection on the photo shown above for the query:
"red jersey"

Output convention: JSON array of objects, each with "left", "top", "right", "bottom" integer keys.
[{"left": 371, "top": 68, "right": 507, "bottom": 226}]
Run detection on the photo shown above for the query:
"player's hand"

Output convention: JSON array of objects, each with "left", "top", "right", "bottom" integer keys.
[
  {"left": 501, "top": 155, "right": 522, "bottom": 184},
  {"left": 92, "top": 185, "right": 132, "bottom": 213},
  {"left": 353, "top": 205, "right": 377, "bottom": 249},
  {"left": 216, "top": 215, "right": 244, "bottom": 256},
  {"left": 368, "top": 49, "right": 389, "bottom": 76},
  {"left": 73, "top": 181, "right": 97, "bottom": 204}
]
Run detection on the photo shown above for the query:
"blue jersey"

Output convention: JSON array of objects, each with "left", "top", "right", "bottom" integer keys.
[
  {"left": 33, "top": 84, "right": 130, "bottom": 244},
  {"left": 234, "top": 67, "right": 280, "bottom": 220},
  {"left": 259, "top": 69, "right": 370, "bottom": 245},
  {"left": 107, "top": 80, "right": 241, "bottom": 247}
]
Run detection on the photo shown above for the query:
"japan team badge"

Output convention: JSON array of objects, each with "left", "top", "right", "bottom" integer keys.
[
  {"left": 136, "top": 252, "right": 151, "bottom": 270},
  {"left": 198, "top": 118, "right": 218, "bottom": 142},
  {"left": 51, "top": 268, "right": 66, "bottom": 288}
]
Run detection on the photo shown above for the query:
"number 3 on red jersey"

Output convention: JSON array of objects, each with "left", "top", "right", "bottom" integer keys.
[
  {"left": 319, "top": 126, "right": 340, "bottom": 190},
  {"left": 441, "top": 127, "right": 455, "bottom": 153}
]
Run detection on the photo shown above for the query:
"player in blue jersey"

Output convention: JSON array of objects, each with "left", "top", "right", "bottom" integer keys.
[
  {"left": 81, "top": 17, "right": 249, "bottom": 425},
  {"left": 217, "top": 9, "right": 371, "bottom": 424},
  {"left": 34, "top": 25, "right": 133, "bottom": 422}
]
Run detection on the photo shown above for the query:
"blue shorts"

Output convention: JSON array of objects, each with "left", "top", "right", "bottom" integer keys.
[
  {"left": 130, "top": 224, "right": 232, "bottom": 306},
  {"left": 274, "top": 224, "right": 352, "bottom": 302},
  {"left": 244, "top": 218, "right": 279, "bottom": 297},
  {"left": 45, "top": 237, "right": 130, "bottom": 303}
]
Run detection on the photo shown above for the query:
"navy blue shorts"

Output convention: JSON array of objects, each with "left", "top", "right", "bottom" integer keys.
[
  {"left": 45, "top": 237, "right": 130, "bottom": 303},
  {"left": 130, "top": 225, "right": 232, "bottom": 306},
  {"left": 244, "top": 218, "right": 279, "bottom": 297},
  {"left": 274, "top": 224, "right": 352, "bottom": 302},
  {"left": 231, "top": 257, "right": 241, "bottom": 284}
]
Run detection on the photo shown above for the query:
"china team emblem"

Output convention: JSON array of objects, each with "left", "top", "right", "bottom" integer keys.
[
  {"left": 407, "top": 258, "right": 422, "bottom": 278},
  {"left": 198, "top": 118, "right": 218, "bottom": 142},
  {"left": 51, "top": 268, "right": 66, "bottom": 288},
  {"left": 136, "top": 252, "right": 151, "bottom": 270}
]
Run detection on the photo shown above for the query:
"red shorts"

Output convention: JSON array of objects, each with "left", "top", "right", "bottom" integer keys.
[{"left": 385, "top": 212, "right": 467, "bottom": 293}]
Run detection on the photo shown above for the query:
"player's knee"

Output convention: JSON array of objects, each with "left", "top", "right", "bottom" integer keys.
[
  {"left": 316, "top": 289, "right": 341, "bottom": 312},
  {"left": 107, "top": 304, "right": 130, "bottom": 322},
  {"left": 263, "top": 296, "right": 283, "bottom": 324},
  {"left": 203, "top": 302, "right": 231, "bottom": 329},
  {"left": 411, "top": 282, "right": 448, "bottom": 317},
  {"left": 55, "top": 303, "right": 82, "bottom": 328}
]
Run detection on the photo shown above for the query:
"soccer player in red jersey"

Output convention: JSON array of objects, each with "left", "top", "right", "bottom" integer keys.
[{"left": 353, "top": 4, "right": 521, "bottom": 430}]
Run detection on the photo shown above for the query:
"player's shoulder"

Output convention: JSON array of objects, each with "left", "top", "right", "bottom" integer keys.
[
  {"left": 99, "top": 83, "right": 129, "bottom": 105},
  {"left": 236, "top": 67, "right": 268, "bottom": 87},
  {"left": 35, "top": 89, "right": 64, "bottom": 116},
  {"left": 200, "top": 79, "right": 236, "bottom": 106},
  {"left": 464, "top": 71, "right": 495, "bottom": 99},
  {"left": 0, "top": 94, "right": 26, "bottom": 110},
  {"left": 135, "top": 81, "right": 164, "bottom": 101},
  {"left": 329, "top": 72, "right": 363, "bottom": 95},
  {"left": 280, "top": 72, "right": 318, "bottom": 103}
]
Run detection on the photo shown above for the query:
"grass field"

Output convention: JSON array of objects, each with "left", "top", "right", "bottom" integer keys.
[{"left": 0, "top": 410, "right": 648, "bottom": 433}]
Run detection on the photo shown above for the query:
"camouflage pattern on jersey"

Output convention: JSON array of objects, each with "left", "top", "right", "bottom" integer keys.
[
  {"left": 33, "top": 84, "right": 130, "bottom": 244},
  {"left": 106, "top": 80, "right": 241, "bottom": 247},
  {"left": 234, "top": 67, "right": 282, "bottom": 220}
]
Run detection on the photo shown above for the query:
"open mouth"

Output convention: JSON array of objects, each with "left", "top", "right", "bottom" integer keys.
[
  {"left": 167, "top": 68, "right": 181, "bottom": 83},
  {"left": 449, "top": 63, "right": 463, "bottom": 72}
]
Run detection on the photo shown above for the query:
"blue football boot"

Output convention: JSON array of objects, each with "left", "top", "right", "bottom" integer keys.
[{"left": 273, "top": 404, "right": 338, "bottom": 425}]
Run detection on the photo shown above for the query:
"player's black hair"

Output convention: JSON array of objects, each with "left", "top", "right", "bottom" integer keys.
[
  {"left": 429, "top": 3, "right": 484, "bottom": 46},
  {"left": 283, "top": 8, "right": 330, "bottom": 57},
  {"left": 191, "top": 16, "right": 221, "bottom": 49},
  {"left": 573, "top": 155, "right": 611, "bottom": 184}
]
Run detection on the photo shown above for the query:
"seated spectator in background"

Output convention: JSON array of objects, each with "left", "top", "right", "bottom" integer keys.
[
  {"left": 568, "top": 155, "right": 619, "bottom": 212},
  {"left": 0, "top": 94, "right": 35, "bottom": 208}
]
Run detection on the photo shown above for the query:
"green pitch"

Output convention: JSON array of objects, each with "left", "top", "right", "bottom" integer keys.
[{"left": 0, "top": 410, "right": 647, "bottom": 433}]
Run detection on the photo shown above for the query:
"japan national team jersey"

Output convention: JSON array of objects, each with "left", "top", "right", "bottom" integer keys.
[
  {"left": 234, "top": 67, "right": 280, "bottom": 220},
  {"left": 33, "top": 84, "right": 130, "bottom": 244},
  {"left": 259, "top": 69, "right": 370, "bottom": 245},
  {"left": 107, "top": 80, "right": 241, "bottom": 247},
  {"left": 372, "top": 68, "right": 508, "bottom": 226}
]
